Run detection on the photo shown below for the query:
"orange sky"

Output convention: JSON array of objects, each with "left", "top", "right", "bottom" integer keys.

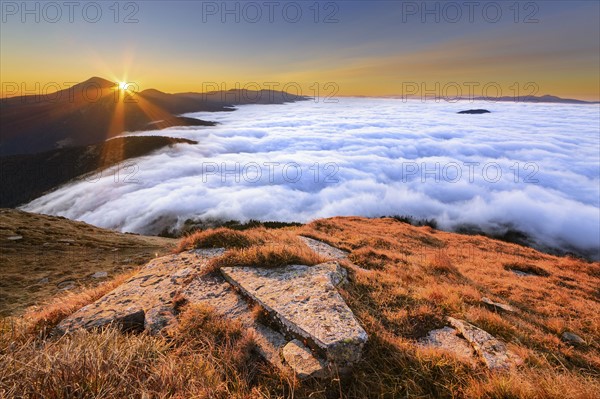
[{"left": 1, "top": 1, "right": 598, "bottom": 100}]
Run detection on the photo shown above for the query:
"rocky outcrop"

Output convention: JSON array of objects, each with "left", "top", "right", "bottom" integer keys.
[
  {"left": 221, "top": 262, "right": 368, "bottom": 366},
  {"left": 448, "top": 317, "right": 522, "bottom": 371},
  {"left": 420, "top": 318, "right": 522, "bottom": 371},
  {"left": 418, "top": 326, "right": 476, "bottom": 365},
  {"left": 55, "top": 247, "right": 367, "bottom": 379},
  {"left": 55, "top": 250, "right": 211, "bottom": 335}
]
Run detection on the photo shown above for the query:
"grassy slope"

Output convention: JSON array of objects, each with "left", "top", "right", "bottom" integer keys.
[
  {"left": 1, "top": 215, "right": 599, "bottom": 398},
  {"left": 0, "top": 209, "right": 176, "bottom": 316}
]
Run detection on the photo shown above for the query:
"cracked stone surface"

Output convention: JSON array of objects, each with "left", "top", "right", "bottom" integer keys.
[
  {"left": 448, "top": 317, "right": 522, "bottom": 371},
  {"left": 282, "top": 339, "right": 327, "bottom": 379},
  {"left": 53, "top": 247, "right": 331, "bottom": 377},
  {"left": 183, "top": 272, "right": 289, "bottom": 369},
  {"left": 55, "top": 250, "right": 209, "bottom": 334},
  {"left": 221, "top": 262, "right": 368, "bottom": 365},
  {"left": 418, "top": 327, "right": 476, "bottom": 365},
  {"left": 299, "top": 236, "right": 349, "bottom": 260}
]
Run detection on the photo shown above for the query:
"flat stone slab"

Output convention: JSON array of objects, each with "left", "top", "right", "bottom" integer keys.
[
  {"left": 55, "top": 250, "right": 208, "bottom": 334},
  {"left": 183, "top": 272, "right": 289, "bottom": 370},
  {"left": 481, "top": 297, "right": 517, "bottom": 313},
  {"left": 448, "top": 317, "right": 522, "bottom": 371},
  {"left": 418, "top": 327, "right": 476, "bottom": 365},
  {"left": 299, "top": 236, "right": 349, "bottom": 260},
  {"left": 54, "top": 248, "right": 362, "bottom": 377},
  {"left": 221, "top": 262, "right": 367, "bottom": 365},
  {"left": 53, "top": 248, "right": 297, "bottom": 374},
  {"left": 282, "top": 339, "right": 327, "bottom": 379}
]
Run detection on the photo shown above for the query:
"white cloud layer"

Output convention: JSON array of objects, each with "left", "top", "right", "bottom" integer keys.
[{"left": 23, "top": 98, "right": 600, "bottom": 258}]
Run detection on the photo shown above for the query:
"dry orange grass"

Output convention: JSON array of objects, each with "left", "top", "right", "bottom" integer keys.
[
  {"left": 299, "top": 217, "right": 600, "bottom": 397},
  {"left": 0, "top": 304, "right": 273, "bottom": 399},
  {"left": 179, "top": 227, "right": 330, "bottom": 274},
  {"left": 2, "top": 216, "right": 600, "bottom": 398},
  {"left": 15, "top": 269, "right": 138, "bottom": 337},
  {"left": 175, "top": 227, "right": 265, "bottom": 252}
]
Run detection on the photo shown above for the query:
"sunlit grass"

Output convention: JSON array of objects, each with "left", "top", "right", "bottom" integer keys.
[{"left": 2, "top": 217, "right": 599, "bottom": 398}]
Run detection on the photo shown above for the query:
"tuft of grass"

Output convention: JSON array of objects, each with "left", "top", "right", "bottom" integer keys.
[
  {"left": 176, "top": 226, "right": 331, "bottom": 274},
  {"left": 176, "top": 227, "right": 262, "bottom": 252},
  {"left": 0, "top": 305, "right": 271, "bottom": 399},
  {"left": 204, "top": 244, "right": 329, "bottom": 275},
  {"left": 428, "top": 253, "right": 461, "bottom": 277},
  {"left": 348, "top": 247, "right": 392, "bottom": 270}
]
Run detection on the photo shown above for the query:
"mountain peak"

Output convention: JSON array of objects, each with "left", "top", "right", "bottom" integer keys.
[{"left": 78, "top": 76, "right": 117, "bottom": 89}]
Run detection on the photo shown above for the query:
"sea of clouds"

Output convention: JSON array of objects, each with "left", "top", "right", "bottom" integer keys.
[{"left": 23, "top": 98, "right": 600, "bottom": 258}]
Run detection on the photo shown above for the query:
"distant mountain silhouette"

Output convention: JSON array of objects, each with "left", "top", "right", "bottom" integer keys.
[
  {"left": 388, "top": 94, "right": 598, "bottom": 104},
  {"left": 470, "top": 94, "right": 597, "bottom": 104},
  {"left": 0, "top": 77, "right": 309, "bottom": 156}
]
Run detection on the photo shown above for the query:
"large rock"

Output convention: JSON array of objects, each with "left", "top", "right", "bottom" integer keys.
[
  {"left": 221, "top": 262, "right": 368, "bottom": 366},
  {"left": 448, "top": 317, "right": 522, "bottom": 371},
  {"left": 418, "top": 326, "right": 476, "bottom": 365},
  {"left": 299, "top": 236, "right": 349, "bottom": 260},
  {"left": 55, "top": 251, "right": 207, "bottom": 334},
  {"left": 54, "top": 248, "right": 329, "bottom": 378}
]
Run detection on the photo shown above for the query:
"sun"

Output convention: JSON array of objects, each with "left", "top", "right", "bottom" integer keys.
[{"left": 118, "top": 81, "right": 128, "bottom": 90}]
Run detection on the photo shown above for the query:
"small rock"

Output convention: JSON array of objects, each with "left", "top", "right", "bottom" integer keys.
[
  {"left": 561, "top": 331, "right": 585, "bottom": 345},
  {"left": 57, "top": 280, "right": 76, "bottom": 290},
  {"left": 282, "top": 339, "right": 327, "bottom": 379},
  {"left": 299, "top": 236, "right": 349, "bottom": 260},
  {"left": 38, "top": 277, "right": 50, "bottom": 284},
  {"left": 91, "top": 271, "right": 108, "bottom": 279},
  {"left": 7, "top": 235, "right": 23, "bottom": 241},
  {"left": 510, "top": 269, "right": 534, "bottom": 277},
  {"left": 481, "top": 297, "right": 517, "bottom": 313},
  {"left": 57, "top": 238, "right": 75, "bottom": 243}
]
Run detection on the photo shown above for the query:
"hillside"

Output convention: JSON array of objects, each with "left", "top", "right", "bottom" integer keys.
[
  {"left": 0, "top": 136, "right": 197, "bottom": 208},
  {"left": 0, "top": 77, "right": 309, "bottom": 156},
  {"left": 0, "top": 209, "right": 177, "bottom": 316},
  {"left": 1, "top": 212, "right": 598, "bottom": 398}
]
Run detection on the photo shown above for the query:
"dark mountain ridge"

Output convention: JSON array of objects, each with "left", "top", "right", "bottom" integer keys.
[{"left": 0, "top": 77, "right": 309, "bottom": 156}]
